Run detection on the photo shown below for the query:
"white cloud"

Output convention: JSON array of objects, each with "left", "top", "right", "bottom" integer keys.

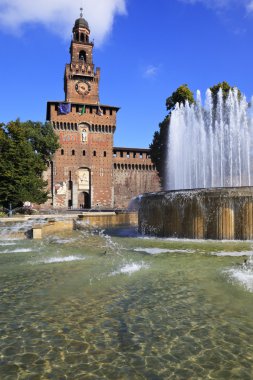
[
  {"left": 0, "top": 0, "right": 127, "bottom": 45},
  {"left": 246, "top": 0, "right": 253, "bottom": 11},
  {"left": 143, "top": 65, "right": 160, "bottom": 78}
]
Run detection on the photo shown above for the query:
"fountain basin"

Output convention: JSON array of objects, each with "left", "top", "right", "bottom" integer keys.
[{"left": 139, "top": 187, "right": 253, "bottom": 240}]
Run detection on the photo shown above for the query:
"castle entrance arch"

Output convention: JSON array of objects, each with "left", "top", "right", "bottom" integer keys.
[
  {"left": 77, "top": 168, "right": 91, "bottom": 208},
  {"left": 78, "top": 192, "right": 90, "bottom": 209}
]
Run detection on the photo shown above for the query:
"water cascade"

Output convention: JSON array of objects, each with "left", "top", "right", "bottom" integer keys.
[
  {"left": 166, "top": 88, "right": 253, "bottom": 190},
  {"left": 139, "top": 88, "right": 253, "bottom": 239}
]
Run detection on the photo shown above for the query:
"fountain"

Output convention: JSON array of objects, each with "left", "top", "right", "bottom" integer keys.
[{"left": 139, "top": 88, "right": 253, "bottom": 239}]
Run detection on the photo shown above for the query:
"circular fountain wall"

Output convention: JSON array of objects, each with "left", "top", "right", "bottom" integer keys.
[
  {"left": 139, "top": 88, "right": 253, "bottom": 239},
  {"left": 139, "top": 187, "right": 253, "bottom": 240}
]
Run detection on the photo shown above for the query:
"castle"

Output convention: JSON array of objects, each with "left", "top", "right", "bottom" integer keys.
[{"left": 45, "top": 10, "right": 160, "bottom": 209}]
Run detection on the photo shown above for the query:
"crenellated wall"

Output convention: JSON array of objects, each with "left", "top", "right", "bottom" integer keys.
[{"left": 112, "top": 147, "right": 161, "bottom": 208}]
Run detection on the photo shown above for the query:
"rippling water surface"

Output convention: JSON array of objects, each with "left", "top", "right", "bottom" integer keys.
[{"left": 1, "top": 227, "right": 253, "bottom": 379}]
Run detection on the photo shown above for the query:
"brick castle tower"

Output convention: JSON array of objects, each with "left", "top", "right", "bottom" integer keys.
[{"left": 45, "top": 10, "right": 160, "bottom": 210}]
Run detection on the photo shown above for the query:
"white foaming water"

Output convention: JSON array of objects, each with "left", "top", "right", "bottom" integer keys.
[
  {"left": 0, "top": 248, "right": 33, "bottom": 254},
  {"left": 134, "top": 247, "right": 194, "bottom": 255},
  {"left": 167, "top": 88, "right": 253, "bottom": 189},
  {"left": 0, "top": 242, "right": 17, "bottom": 246},
  {"left": 49, "top": 237, "right": 77, "bottom": 244},
  {"left": 99, "top": 230, "right": 123, "bottom": 255},
  {"left": 35, "top": 256, "right": 86, "bottom": 264},
  {"left": 212, "top": 251, "right": 253, "bottom": 257},
  {"left": 111, "top": 262, "right": 149, "bottom": 276}
]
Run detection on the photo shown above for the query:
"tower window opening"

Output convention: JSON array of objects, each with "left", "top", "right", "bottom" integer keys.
[
  {"left": 72, "top": 150, "right": 75, "bottom": 156},
  {"left": 93, "top": 151, "right": 96, "bottom": 157},
  {"left": 110, "top": 109, "right": 113, "bottom": 116},
  {"left": 104, "top": 151, "right": 106, "bottom": 157},
  {"left": 61, "top": 149, "right": 64, "bottom": 155},
  {"left": 80, "top": 33, "right": 84, "bottom": 42},
  {"left": 120, "top": 151, "right": 123, "bottom": 158},
  {"left": 83, "top": 150, "right": 86, "bottom": 156},
  {"left": 79, "top": 50, "right": 86, "bottom": 62}
]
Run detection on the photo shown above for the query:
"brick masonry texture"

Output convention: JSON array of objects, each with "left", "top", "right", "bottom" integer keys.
[{"left": 44, "top": 14, "right": 161, "bottom": 210}]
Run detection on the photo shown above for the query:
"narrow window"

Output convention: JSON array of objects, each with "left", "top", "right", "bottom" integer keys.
[
  {"left": 120, "top": 151, "right": 123, "bottom": 158},
  {"left": 104, "top": 151, "right": 107, "bottom": 157},
  {"left": 93, "top": 151, "right": 96, "bottom": 157},
  {"left": 83, "top": 150, "right": 86, "bottom": 156},
  {"left": 72, "top": 150, "right": 75, "bottom": 156},
  {"left": 61, "top": 149, "right": 64, "bottom": 155},
  {"left": 79, "top": 50, "right": 86, "bottom": 62}
]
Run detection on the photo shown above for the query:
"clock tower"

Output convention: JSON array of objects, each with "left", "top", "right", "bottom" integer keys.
[
  {"left": 46, "top": 9, "right": 119, "bottom": 209},
  {"left": 64, "top": 8, "right": 100, "bottom": 104},
  {"left": 45, "top": 9, "right": 160, "bottom": 210}
]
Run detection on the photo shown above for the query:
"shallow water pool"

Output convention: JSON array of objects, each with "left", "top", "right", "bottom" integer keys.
[{"left": 1, "top": 227, "right": 253, "bottom": 379}]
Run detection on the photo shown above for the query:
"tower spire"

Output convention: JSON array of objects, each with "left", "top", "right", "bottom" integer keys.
[{"left": 80, "top": 7, "right": 83, "bottom": 18}]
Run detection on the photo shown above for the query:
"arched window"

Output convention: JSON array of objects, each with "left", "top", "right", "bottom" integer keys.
[
  {"left": 83, "top": 150, "right": 86, "bottom": 156},
  {"left": 79, "top": 50, "right": 86, "bottom": 62},
  {"left": 72, "top": 150, "right": 75, "bottom": 156},
  {"left": 93, "top": 151, "right": 96, "bottom": 157},
  {"left": 104, "top": 151, "right": 106, "bottom": 157},
  {"left": 61, "top": 149, "right": 64, "bottom": 155},
  {"left": 80, "top": 33, "right": 84, "bottom": 42}
]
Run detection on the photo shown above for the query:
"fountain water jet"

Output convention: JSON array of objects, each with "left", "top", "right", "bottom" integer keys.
[
  {"left": 139, "top": 88, "right": 253, "bottom": 240},
  {"left": 167, "top": 88, "right": 253, "bottom": 190}
]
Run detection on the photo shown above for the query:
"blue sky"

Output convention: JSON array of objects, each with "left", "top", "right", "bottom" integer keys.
[{"left": 1, "top": 0, "right": 253, "bottom": 148}]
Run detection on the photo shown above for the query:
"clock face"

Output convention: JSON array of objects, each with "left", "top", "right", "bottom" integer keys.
[{"left": 75, "top": 81, "right": 91, "bottom": 96}]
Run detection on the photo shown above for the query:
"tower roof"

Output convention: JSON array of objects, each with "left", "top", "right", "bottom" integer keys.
[{"left": 73, "top": 8, "right": 89, "bottom": 30}]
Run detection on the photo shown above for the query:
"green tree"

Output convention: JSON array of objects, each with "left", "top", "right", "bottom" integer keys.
[
  {"left": 0, "top": 120, "right": 59, "bottom": 209},
  {"left": 166, "top": 84, "right": 195, "bottom": 112},
  {"left": 150, "top": 84, "right": 194, "bottom": 186},
  {"left": 209, "top": 81, "right": 241, "bottom": 106}
]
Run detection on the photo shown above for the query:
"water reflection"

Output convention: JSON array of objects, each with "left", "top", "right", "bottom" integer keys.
[{"left": 0, "top": 226, "right": 253, "bottom": 379}]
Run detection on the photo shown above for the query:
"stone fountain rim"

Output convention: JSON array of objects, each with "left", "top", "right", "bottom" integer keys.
[{"left": 141, "top": 186, "right": 253, "bottom": 198}]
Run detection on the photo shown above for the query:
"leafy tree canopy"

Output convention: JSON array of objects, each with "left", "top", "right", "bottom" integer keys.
[
  {"left": 209, "top": 81, "right": 241, "bottom": 104},
  {"left": 166, "top": 84, "right": 195, "bottom": 112},
  {"left": 0, "top": 120, "right": 59, "bottom": 208}
]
